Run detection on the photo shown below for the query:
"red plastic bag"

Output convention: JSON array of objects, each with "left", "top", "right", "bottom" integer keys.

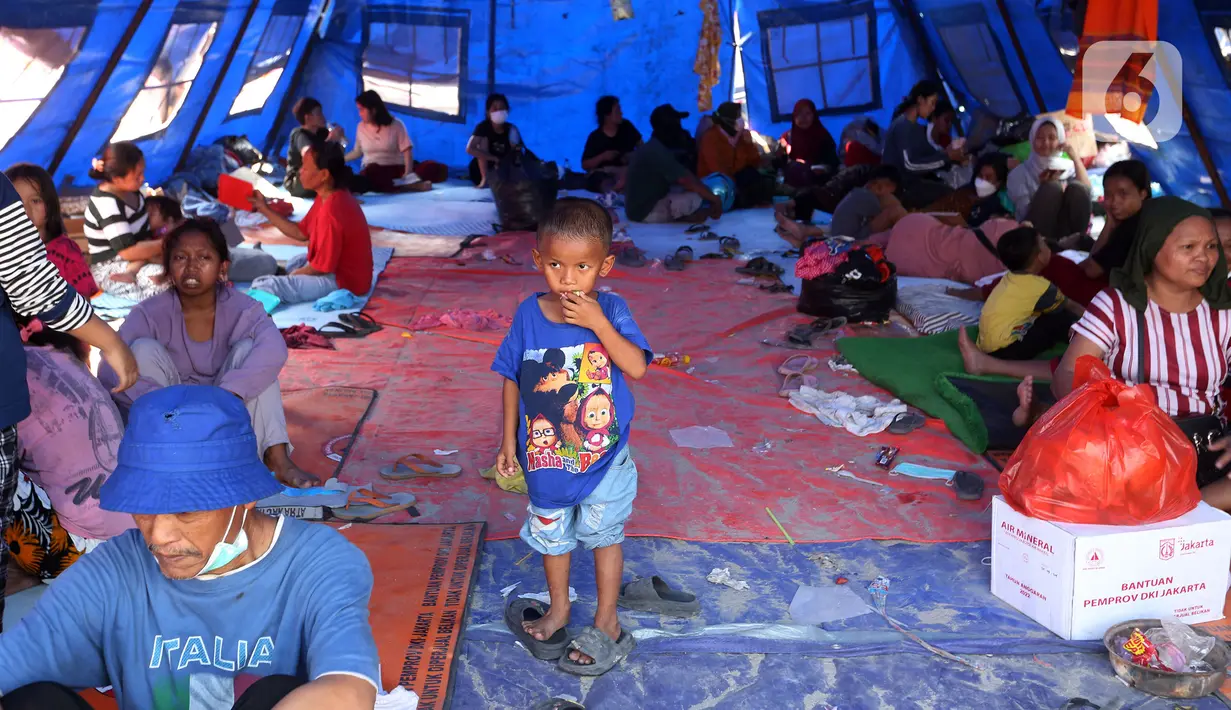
[{"left": 1000, "top": 355, "right": 1200, "bottom": 525}]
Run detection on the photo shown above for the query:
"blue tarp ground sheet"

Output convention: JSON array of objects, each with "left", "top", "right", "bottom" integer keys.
[{"left": 453, "top": 537, "right": 1228, "bottom": 709}]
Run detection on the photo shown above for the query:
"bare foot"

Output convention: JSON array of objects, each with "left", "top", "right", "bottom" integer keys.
[
  {"left": 111, "top": 272, "right": 137, "bottom": 284},
  {"left": 264, "top": 444, "right": 320, "bottom": 488},
  {"left": 775, "top": 212, "right": 807, "bottom": 249},
  {"left": 774, "top": 200, "right": 795, "bottom": 217},
  {"left": 1012, "top": 376, "right": 1034, "bottom": 428},
  {"left": 956, "top": 326, "right": 989, "bottom": 375},
  {"left": 5, "top": 562, "right": 40, "bottom": 596},
  {"left": 568, "top": 611, "right": 621, "bottom": 665},
  {"left": 523, "top": 604, "right": 570, "bottom": 641}
]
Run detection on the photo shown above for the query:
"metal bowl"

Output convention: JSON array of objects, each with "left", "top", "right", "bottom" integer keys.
[{"left": 1102, "top": 619, "right": 1230, "bottom": 699}]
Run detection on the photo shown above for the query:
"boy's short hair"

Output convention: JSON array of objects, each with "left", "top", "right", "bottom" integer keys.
[
  {"left": 997, "top": 226, "right": 1041, "bottom": 272},
  {"left": 145, "top": 195, "right": 183, "bottom": 221},
  {"left": 865, "top": 164, "right": 901, "bottom": 189},
  {"left": 536, "top": 197, "right": 613, "bottom": 251},
  {"left": 293, "top": 97, "right": 322, "bottom": 125}
]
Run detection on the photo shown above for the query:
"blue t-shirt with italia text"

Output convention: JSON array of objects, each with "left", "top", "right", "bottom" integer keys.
[
  {"left": 0, "top": 517, "right": 380, "bottom": 710},
  {"left": 492, "top": 293, "right": 652, "bottom": 509}
]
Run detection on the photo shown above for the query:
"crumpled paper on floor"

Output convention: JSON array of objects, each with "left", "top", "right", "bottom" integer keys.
[
  {"left": 670, "top": 426, "right": 734, "bottom": 449},
  {"left": 788, "top": 386, "right": 907, "bottom": 437},
  {"left": 706, "top": 567, "right": 750, "bottom": 591},
  {"left": 789, "top": 585, "right": 873, "bottom": 625}
]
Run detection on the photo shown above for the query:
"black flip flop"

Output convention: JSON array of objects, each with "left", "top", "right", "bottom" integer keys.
[
  {"left": 617, "top": 247, "right": 648, "bottom": 268},
  {"left": 953, "top": 470, "right": 985, "bottom": 501},
  {"left": 504, "top": 597, "right": 570, "bottom": 660},
  {"left": 685, "top": 222, "right": 710, "bottom": 233},
  {"left": 736, "top": 257, "right": 785, "bottom": 277},
  {"left": 665, "top": 246, "right": 693, "bottom": 271},
  {"left": 318, "top": 322, "right": 367, "bottom": 339},
  {"left": 759, "top": 281, "right": 794, "bottom": 294},
  {"left": 888, "top": 411, "right": 926, "bottom": 435},
  {"left": 338, "top": 312, "right": 382, "bottom": 334},
  {"left": 787, "top": 317, "right": 847, "bottom": 345},
  {"left": 618, "top": 576, "right": 700, "bottom": 617},
  {"left": 718, "top": 236, "right": 741, "bottom": 254}
]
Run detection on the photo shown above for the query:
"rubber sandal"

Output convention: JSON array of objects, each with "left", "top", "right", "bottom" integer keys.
[
  {"left": 760, "top": 281, "right": 794, "bottom": 293},
  {"left": 698, "top": 230, "right": 720, "bottom": 241},
  {"left": 735, "top": 257, "right": 784, "bottom": 277},
  {"left": 787, "top": 317, "right": 847, "bottom": 345},
  {"left": 330, "top": 489, "right": 416, "bottom": 520},
  {"left": 617, "top": 576, "right": 700, "bottom": 618},
  {"left": 718, "top": 236, "right": 741, "bottom": 255},
  {"left": 665, "top": 246, "right": 692, "bottom": 271},
  {"left": 888, "top": 411, "right": 927, "bottom": 435},
  {"left": 777, "top": 354, "right": 820, "bottom": 376},
  {"left": 699, "top": 251, "right": 734, "bottom": 260},
  {"left": 953, "top": 470, "right": 985, "bottom": 501},
  {"left": 617, "top": 247, "right": 647, "bottom": 268},
  {"left": 779, "top": 373, "right": 818, "bottom": 398},
  {"left": 338, "top": 312, "right": 382, "bottom": 334},
  {"left": 533, "top": 700, "right": 585, "bottom": 710},
  {"left": 318, "top": 322, "right": 368, "bottom": 339},
  {"left": 379, "top": 453, "right": 462, "bottom": 480},
  {"left": 557, "top": 626, "right": 636, "bottom": 676},
  {"left": 685, "top": 223, "right": 710, "bottom": 233},
  {"left": 505, "top": 597, "right": 570, "bottom": 660}
]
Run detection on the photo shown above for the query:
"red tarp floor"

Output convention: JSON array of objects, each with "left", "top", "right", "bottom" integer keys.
[{"left": 277, "top": 231, "right": 998, "bottom": 544}]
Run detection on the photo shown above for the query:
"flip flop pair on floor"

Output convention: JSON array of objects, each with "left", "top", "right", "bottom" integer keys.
[
  {"left": 506, "top": 575, "right": 697, "bottom": 676},
  {"left": 318, "top": 312, "right": 382, "bottom": 339}
]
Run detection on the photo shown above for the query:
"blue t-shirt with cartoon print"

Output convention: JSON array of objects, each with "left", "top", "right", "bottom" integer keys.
[{"left": 492, "top": 293, "right": 652, "bottom": 509}]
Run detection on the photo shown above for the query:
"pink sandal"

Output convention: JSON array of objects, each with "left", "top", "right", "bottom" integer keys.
[
  {"left": 779, "top": 373, "right": 819, "bottom": 398},
  {"left": 777, "top": 354, "right": 820, "bottom": 376}
]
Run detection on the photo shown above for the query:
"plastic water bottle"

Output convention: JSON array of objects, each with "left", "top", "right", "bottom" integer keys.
[{"left": 653, "top": 352, "right": 690, "bottom": 368}]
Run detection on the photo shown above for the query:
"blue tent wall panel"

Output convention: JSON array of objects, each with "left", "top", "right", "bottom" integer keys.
[
  {"left": 999, "top": 0, "right": 1071, "bottom": 112},
  {"left": 0, "top": 0, "right": 135, "bottom": 170},
  {"left": 194, "top": 0, "right": 325, "bottom": 156},
  {"left": 52, "top": 0, "right": 180, "bottom": 186},
  {"left": 737, "top": 0, "right": 927, "bottom": 148}
]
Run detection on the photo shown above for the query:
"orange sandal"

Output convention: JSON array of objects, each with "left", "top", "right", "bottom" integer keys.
[
  {"left": 331, "top": 489, "right": 417, "bottom": 521},
  {"left": 379, "top": 453, "right": 462, "bottom": 481}
]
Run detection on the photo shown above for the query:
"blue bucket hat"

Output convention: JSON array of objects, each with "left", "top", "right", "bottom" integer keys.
[{"left": 101, "top": 385, "right": 282, "bottom": 515}]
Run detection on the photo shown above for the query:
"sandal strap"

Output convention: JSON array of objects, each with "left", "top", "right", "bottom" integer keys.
[{"left": 567, "top": 627, "right": 615, "bottom": 659}]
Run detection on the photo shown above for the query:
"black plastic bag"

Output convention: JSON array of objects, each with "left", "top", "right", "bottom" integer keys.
[
  {"left": 798, "top": 249, "right": 897, "bottom": 322},
  {"left": 215, "top": 135, "right": 264, "bottom": 166},
  {"left": 992, "top": 114, "right": 1034, "bottom": 147},
  {"left": 489, "top": 154, "right": 560, "bottom": 231}
]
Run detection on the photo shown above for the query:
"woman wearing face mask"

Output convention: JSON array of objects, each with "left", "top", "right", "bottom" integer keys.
[
  {"left": 467, "top": 94, "right": 525, "bottom": 188},
  {"left": 921, "top": 152, "right": 1014, "bottom": 227},
  {"left": 1006, "top": 116, "right": 1092, "bottom": 240},
  {"left": 697, "top": 102, "right": 773, "bottom": 209}
]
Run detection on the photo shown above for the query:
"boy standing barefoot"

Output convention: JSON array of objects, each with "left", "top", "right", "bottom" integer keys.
[{"left": 493, "top": 198, "right": 651, "bottom": 675}]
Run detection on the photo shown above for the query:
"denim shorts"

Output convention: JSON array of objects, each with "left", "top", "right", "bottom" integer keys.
[{"left": 520, "top": 448, "right": 638, "bottom": 556}]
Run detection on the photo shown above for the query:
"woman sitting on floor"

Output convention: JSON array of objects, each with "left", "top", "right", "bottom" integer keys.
[
  {"left": 1006, "top": 116, "right": 1092, "bottom": 241},
  {"left": 99, "top": 219, "right": 316, "bottom": 488},
  {"left": 958, "top": 198, "right": 1231, "bottom": 509},
  {"left": 346, "top": 90, "right": 423, "bottom": 193},
  {"left": 697, "top": 102, "right": 774, "bottom": 209},
  {"left": 286, "top": 96, "right": 347, "bottom": 198},
  {"left": 581, "top": 95, "right": 642, "bottom": 193},
  {"left": 83, "top": 142, "right": 169, "bottom": 301},
  {"left": 779, "top": 99, "right": 838, "bottom": 188},
  {"left": 839, "top": 116, "right": 882, "bottom": 167},
  {"left": 7, "top": 319, "right": 134, "bottom": 584},
  {"left": 467, "top": 93, "right": 524, "bottom": 188},
  {"left": 5, "top": 164, "right": 98, "bottom": 303},
  {"left": 249, "top": 141, "right": 373, "bottom": 304},
  {"left": 880, "top": 80, "right": 967, "bottom": 208}
]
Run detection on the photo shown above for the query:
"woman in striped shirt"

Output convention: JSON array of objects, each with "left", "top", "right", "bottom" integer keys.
[
  {"left": 961, "top": 197, "right": 1231, "bottom": 507},
  {"left": 83, "top": 142, "right": 169, "bottom": 301}
]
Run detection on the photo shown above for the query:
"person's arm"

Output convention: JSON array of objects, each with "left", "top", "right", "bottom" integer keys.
[
  {"left": 901, "top": 122, "right": 949, "bottom": 173},
  {"left": 560, "top": 295, "right": 650, "bottom": 380},
  {"left": 1050, "top": 333, "right": 1106, "bottom": 400},
  {"left": 1080, "top": 258, "right": 1106, "bottom": 279},
  {"left": 497, "top": 378, "right": 521, "bottom": 477},
  {"left": 344, "top": 126, "right": 363, "bottom": 163},
  {"left": 1006, "top": 167, "right": 1033, "bottom": 220},
  {"left": 116, "top": 239, "right": 163, "bottom": 262},
  {"left": 297, "top": 535, "right": 381, "bottom": 710},
  {"left": 1063, "top": 298, "right": 1086, "bottom": 318},
  {"left": 466, "top": 135, "right": 493, "bottom": 162},
  {"left": 1064, "top": 143, "right": 1091, "bottom": 187},
  {"left": 398, "top": 122, "right": 413, "bottom": 174},
  {"left": 249, "top": 193, "right": 307, "bottom": 241},
  {"left": 216, "top": 301, "right": 289, "bottom": 400},
  {"left": 1051, "top": 290, "right": 1118, "bottom": 399}
]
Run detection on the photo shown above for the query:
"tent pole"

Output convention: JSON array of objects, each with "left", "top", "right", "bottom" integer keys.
[
  {"left": 993, "top": 0, "right": 1046, "bottom": 113},
  {"left": 1183, "top": 101, "right": 1231, "bottom": 208},
  {"left": 49, "top": 0, "right": 155, "bottom": 178},
  {"left": 177, "top": 0, "right": 262, "bottom": 171},
  {"left": 892, "top": 0, "right": 938, "bottom": 80},
  {"left": 260, "top": 15, "right": 323, "bottom": 156},
  {"left": 486, "top": 0, "right": 497, "bottom": 93}
]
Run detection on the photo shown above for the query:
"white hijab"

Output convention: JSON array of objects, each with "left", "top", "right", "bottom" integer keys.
[{"left": 1007, "top": 116, "right": 1076, "bottom": 219}]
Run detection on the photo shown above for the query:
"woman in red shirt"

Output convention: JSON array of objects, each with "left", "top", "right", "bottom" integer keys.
[{"left": 249, "top": 141, "right": 373, "bottom": 303}]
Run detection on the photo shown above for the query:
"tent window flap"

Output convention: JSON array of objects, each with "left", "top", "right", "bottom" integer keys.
[
  {"left": 757, "top": 1, "right": 880, "bottom": 120},
  {"left": 361, "top": 12, "right": 467, "bottom": 121},
  {"left": 0, "top": 26, "right": 87, "bottom": 151},
  {"left": 931, "top": 5, "right": 1026, "bottom": 118},
  {"left": 229, "top": 14, "right": 302, "bottom": 116},
  {"left": 112, "top": 21, "right": 218, "bottom": 141}
]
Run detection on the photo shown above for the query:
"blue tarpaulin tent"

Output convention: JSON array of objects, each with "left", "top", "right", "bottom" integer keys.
[{"left": 1, "top": 0, "right": 1227, "bottom": 206}]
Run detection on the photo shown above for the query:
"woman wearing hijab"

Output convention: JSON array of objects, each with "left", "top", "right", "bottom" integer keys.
[
  {"left": 1006, "top": 116, "right": 1091, "bottom": 240},
  {"left": 839, "top": 116, "right": 883, "bottom": 167},
  {"left": 779, "top": 99, "right": 838, "bottom": 187},
  {"left": 958, "top": 197, "right": 1231, "bottom": 509},
  {"left": 697, "top": 102, "right": 773, "bottom": 208}
]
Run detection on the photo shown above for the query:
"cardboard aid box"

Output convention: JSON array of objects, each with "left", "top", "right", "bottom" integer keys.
[{"left": 991, "top": 496, "right": 1231, "bottom": 640}]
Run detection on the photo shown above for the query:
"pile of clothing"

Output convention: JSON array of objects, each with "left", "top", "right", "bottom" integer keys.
[
  {"left": 795, "top": 239, "right": 892, "bottom": 284},
  {"left": 796, "top": 240, "right": 897, "bottom": 323}
]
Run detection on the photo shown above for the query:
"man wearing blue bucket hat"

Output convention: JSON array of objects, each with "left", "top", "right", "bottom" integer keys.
[
  {"left": 625, "top": 104, "right": 723, "bottom": 224},
  {"left": 0, "top": 386, "right": 379, "bottom": 710}
]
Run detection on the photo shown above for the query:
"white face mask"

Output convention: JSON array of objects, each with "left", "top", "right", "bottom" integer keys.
[
  {"left": 974, "top": 177, "right": 998, "bottom": 198},
  {"left": 196, "top": 506, "right": 249, "bottom": 577},
  {"left": 490, "top": 110, "right": 509, "bottom": 126}
]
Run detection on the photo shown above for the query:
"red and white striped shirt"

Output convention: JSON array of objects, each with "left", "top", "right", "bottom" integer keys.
[{"left": 1072, "top": 288, "right": 1231, "bottom": 417}]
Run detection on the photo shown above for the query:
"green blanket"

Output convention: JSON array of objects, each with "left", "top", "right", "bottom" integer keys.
[{"left": 836, "top": 329, "right": 1060, "bottom": 453}]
